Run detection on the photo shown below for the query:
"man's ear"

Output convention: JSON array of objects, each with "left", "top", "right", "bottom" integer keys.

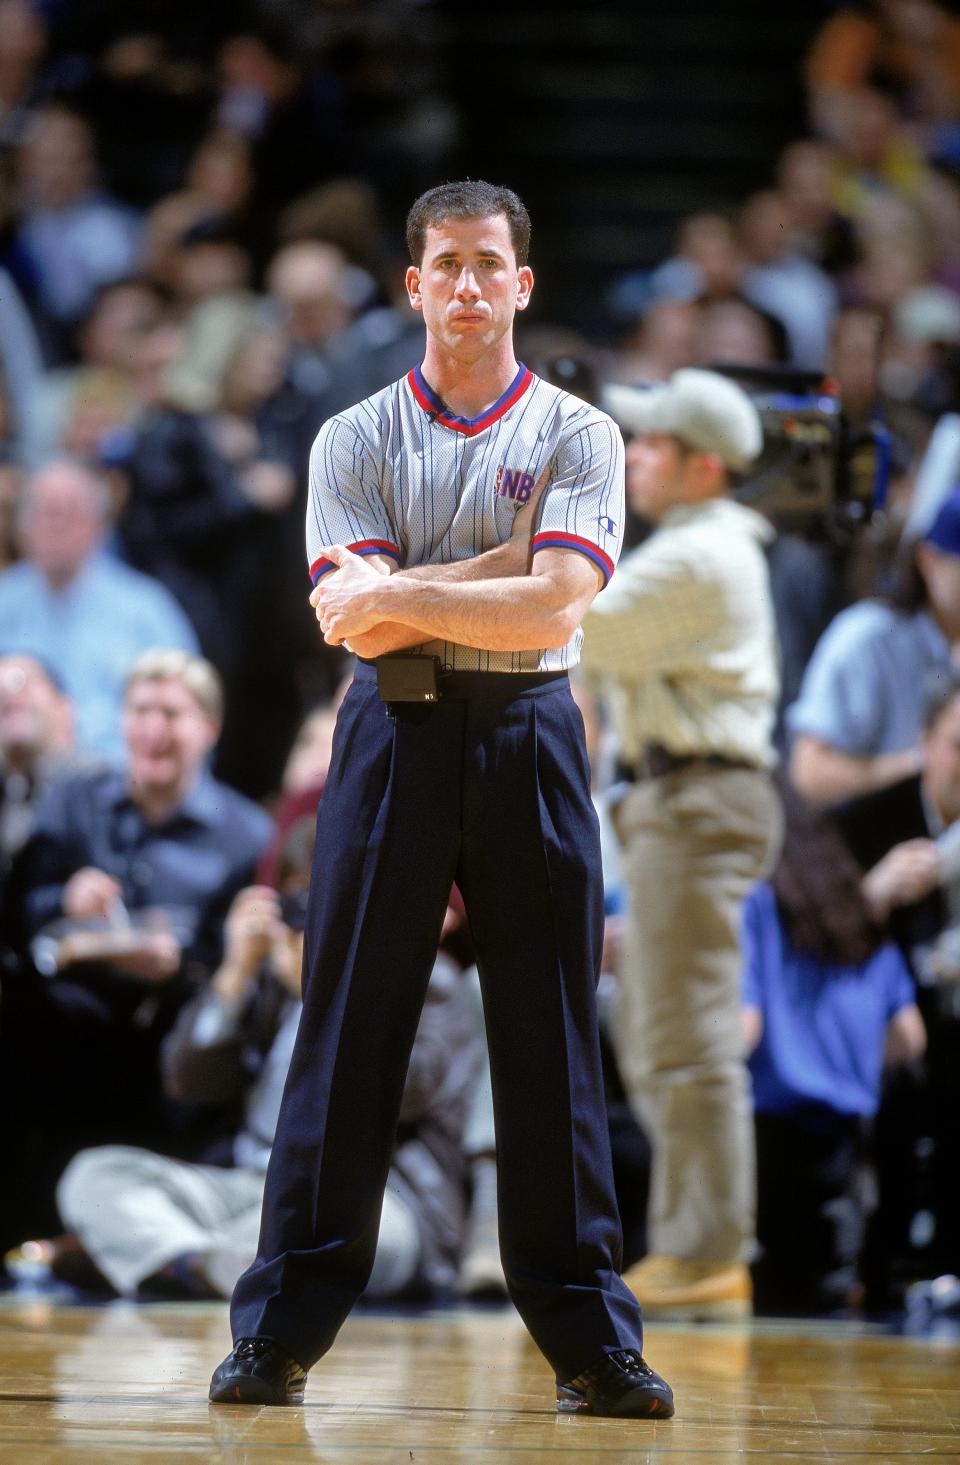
[
  {"left": 406, "top": 265, "right": 423, "bottom": 311},
  {"left": 515, "top": 265, "right": 534, "bottom": 313}
]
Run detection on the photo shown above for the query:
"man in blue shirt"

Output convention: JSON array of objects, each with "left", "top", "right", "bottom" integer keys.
[
  {"left": 787, "top": 489, "right": 960, "bottom": 805},
  {"left": 0, "top": 458, "right": 199, "bottom": 764}
]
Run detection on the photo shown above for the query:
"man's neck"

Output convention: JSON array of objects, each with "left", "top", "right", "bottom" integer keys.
[
  {"left": 41, "top": 562, "right": 84, "bottom": 594},
  {"left": 420, "top": 341, "right": 520, "bottom": 420},
  {"left": 128, "top": 778, "right": 194, "bottom": 826}
]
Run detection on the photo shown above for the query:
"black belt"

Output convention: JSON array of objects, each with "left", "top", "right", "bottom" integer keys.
[{"left": 624, "top": 743, "right": 758, "bottom": 782}]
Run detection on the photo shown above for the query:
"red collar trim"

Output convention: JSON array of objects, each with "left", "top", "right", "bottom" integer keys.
[{"left": 408, "top": 363, "right": 533, "bottom": 436}]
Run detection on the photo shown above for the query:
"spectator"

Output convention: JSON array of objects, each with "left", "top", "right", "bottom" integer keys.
[
  {"left": 255, "top": 704, "right": 339, "bottom": 891},
  {"left": 10, "top": 104, "right": 142, "bottom": 363},
  {"left": 29, "top": 278, "right": 165, "bottom": 460},
  {"left": 833, "top": 669, "right": 960, "bottom": 1296},
  {"left": 787, "top": 488, "right": 960, "bottom": 805},
  {"left": 774, "top": 139, "right": 859, "bottom": 277},
  {"left": 805, "top": 1, "right": 960, "bottom": 139},
  {"left": 1, "top": 649, "right": 272, "bottom": 1248},
  {"left": 54, "top": 823, "right": 480, "bottom": 1303},
  {"left": 606, "top": 300, "right": 700, "bottom": 387},
  {"left": 0, "top": 264, "right": 46, "bottom": 465},
  {"left": 742, "top": 785, "right": 924, "bottom": 1314},
  {"left": 0, "top": 652, "right": 82, "bottom": 879},
  {"left": 0, "top": 458, "right": 199, "bottom": 764},
  {"left": 0, "top": 0, "right": 48, "bottom": 158},
  {"left": 737, "top": 189, "right": 839, "bottom": 369},
  {"left": 265, "top": 240, "right": 358, "bottom": 403},
  {"left": 695, "top": 297, "right": 786, "bottom": 367}
]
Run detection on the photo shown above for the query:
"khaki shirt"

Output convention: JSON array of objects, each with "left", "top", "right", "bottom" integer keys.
[{"left": 581, "top": 497, "right": 780, "bottom": 768}]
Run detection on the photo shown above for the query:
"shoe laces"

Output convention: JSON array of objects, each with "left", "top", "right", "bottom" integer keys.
[
  {"left": 605, "top": 1349, "right": 653, "bottom": 1380},
  {"left": 234, "top": 1338, "right": 274, "bottom": 1361}
]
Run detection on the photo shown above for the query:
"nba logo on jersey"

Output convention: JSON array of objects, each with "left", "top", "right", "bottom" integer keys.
[{"left": 495, "top": 466, "right": 535, "bottom": 504}]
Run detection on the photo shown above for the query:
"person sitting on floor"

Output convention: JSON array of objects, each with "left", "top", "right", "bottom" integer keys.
[{"left": 51, "top": 818, "right": 482, "bottom": 1301}]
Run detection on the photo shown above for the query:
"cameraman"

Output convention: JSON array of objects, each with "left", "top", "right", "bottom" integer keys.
[{"left": 581, "top": 368, "right": 782, "bottom": 1319}]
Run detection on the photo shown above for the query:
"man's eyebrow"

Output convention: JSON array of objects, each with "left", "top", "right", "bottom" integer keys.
[{"left": 428, "top": 243, "right": 508, "bottom": 263}]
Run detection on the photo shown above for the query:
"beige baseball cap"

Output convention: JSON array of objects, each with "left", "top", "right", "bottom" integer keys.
[{"left": 604, "top": 368, "right": 764, "bottom": 472}]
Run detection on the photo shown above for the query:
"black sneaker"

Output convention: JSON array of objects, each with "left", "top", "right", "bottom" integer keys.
[
  {"left": 557, "top": 1348, "right": 675, "bottom": 1418},
  {"left": 208, "top": 1337, "right": 308, "bottom": 1406}
]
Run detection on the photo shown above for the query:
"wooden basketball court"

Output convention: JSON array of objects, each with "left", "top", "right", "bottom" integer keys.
[{"left": 1, "top": 1294, "right": 958, "bottom": 1462}]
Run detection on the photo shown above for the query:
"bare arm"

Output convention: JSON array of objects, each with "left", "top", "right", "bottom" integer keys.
[
  {"left": 310, "top": 469, "right": 549, "bottom": 659},
  {"left": 742, "top": 1004, "right": 763, "bottom": 1057},
  {"left": 789, "top": 734, "right": 922, "bottom": 806},
  {"left": 314, "top": 544, "right": 603, "bottom": 653},
  {"left": 332, "top": 538, "right": 532, "bottom": 659},
  {"left": 861, "top": 839, "right": 941, "bottom": 922},
  {"left": 884, "top": 1003, "right": 926, "bottom": 1067}
]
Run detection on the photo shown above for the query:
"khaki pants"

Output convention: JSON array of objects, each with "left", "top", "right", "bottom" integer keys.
[{"left": 613, "top": 766, "right": 782, "bottom": 1264}]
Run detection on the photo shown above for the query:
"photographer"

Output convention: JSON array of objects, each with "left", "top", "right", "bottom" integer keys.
[{"left": 581, "top": 368, "right": 782, "bottom": 1319}]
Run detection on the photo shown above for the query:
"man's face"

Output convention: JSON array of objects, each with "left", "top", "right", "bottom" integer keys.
[
  {"left": 923, "top": 695, "right": 960, "bottom": 826},
  {"left": 123, "top": 677, "right": 219, "bottom": 801},
  {"left": 19, "top": 465, "right": 104, "bottom": 585},
  {"left": 406, "top": 213, "right": 533, "bottom": 360},
  {"left": 623, "top": 433, "right": 695, "bottom": 522},
  {"left": 0, "top": 655, "right": 66, "bottom": 761}
]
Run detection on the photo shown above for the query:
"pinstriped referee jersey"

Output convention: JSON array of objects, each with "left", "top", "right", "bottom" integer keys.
[{"left": 306, "top": 363, "right": 625, "bottom": 672}]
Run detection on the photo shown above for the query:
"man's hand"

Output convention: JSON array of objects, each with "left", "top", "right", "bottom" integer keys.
[
  {"left": 105, "top": 932, "right": 182, "bottom": 984},
  {"left": 310, "top": 547, "right": 390, "bottom": 645},
  {"left": 63, "top": 867, "right": 122, "bottom": 920},
  {"left": 862, "top": 838, "right": 940, "bottom": 920},
  {"left": 224, "top": 886, "right": 284, "bottom": 972}
]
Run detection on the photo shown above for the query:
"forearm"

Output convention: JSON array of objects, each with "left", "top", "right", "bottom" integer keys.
[
  {"left": 345, "top": 540, "right": 530, "bottom": 657},
  {"left": 396, "top": 537, "right": 528, "bottom": 584},
  {"left": 366, "top": 572, "right": 581, "bottom": 652},
  {"left": 790, "top": 737, "right": 921, "bottom": 806}
]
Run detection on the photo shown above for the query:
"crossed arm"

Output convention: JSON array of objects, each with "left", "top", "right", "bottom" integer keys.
[{"left": 309, "top": 490, "right": 603, "bottom": 656}]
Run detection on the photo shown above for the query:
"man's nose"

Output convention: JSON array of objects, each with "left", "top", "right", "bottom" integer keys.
[{"left": 455, "top": 267, "right": 480, "bottom": 300}]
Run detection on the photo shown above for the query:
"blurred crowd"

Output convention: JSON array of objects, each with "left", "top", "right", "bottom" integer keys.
[{"left": 0, "top": 0, "right": 960, "bottom": 1320}]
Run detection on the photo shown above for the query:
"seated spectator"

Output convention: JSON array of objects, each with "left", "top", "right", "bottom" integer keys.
[
  {"left": 834, "top": 669, "right": 960, "bottom": 1296},
  {"left": 787, "top": 488, "right": 960, "bottom": 804},
  {"left": 265, "top": 240, "right": 357, "bottom": 403},
  {"left": 805, "top": 1, "right": 960, "bottom": 139},
  {"left": 53, "top": 820, "right": 480, "bottom": 1302},
  {"left": 0, "top": 458, "right": 199, "bottom": 764},
  {"left": 0, "top": 264, "right": 46, "bottom": 466},
  {"left": 606, "top": 299, "right": 700, "bottom": 387},
  {"left": 17, "top": 648, "right": 272, "bottom": 978},
  {"left": 0, "top": 652, "right": 85, "bottom": 902},
  {"left": 1, "top": 650, "right": 272, "bottom": 1249},
  {"left": 256, "top": 704, "right": 339, "bottom": 889},
  {"left": 10, "top": 104, "right": 142, "bottom": 364},
  {"left": 29, "top": 278, "right": 164, "bottom": 460},
  {"left": 774, "top": 139, "right": 859, "bottom": 277},
  {"left": 737, "top": 189, "right": 838, "bottom": 369},
  {"left": 840, "top": 669, "right": 960, "bottom": 965},
  {"left": 741, "top": 785, "right": 924, "bottom": 1314}
]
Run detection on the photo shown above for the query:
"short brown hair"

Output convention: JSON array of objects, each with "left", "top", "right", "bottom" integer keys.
[
  {"left": 125, "top": 649, "right": 223, "bottom": 721},
  {"left": 406, "top": 180, "right": 531, "bottom": 267}
]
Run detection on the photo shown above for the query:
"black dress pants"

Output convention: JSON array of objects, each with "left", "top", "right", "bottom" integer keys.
[{"left": 230, "top": 666, "right": 644, "bottom": 1381}]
